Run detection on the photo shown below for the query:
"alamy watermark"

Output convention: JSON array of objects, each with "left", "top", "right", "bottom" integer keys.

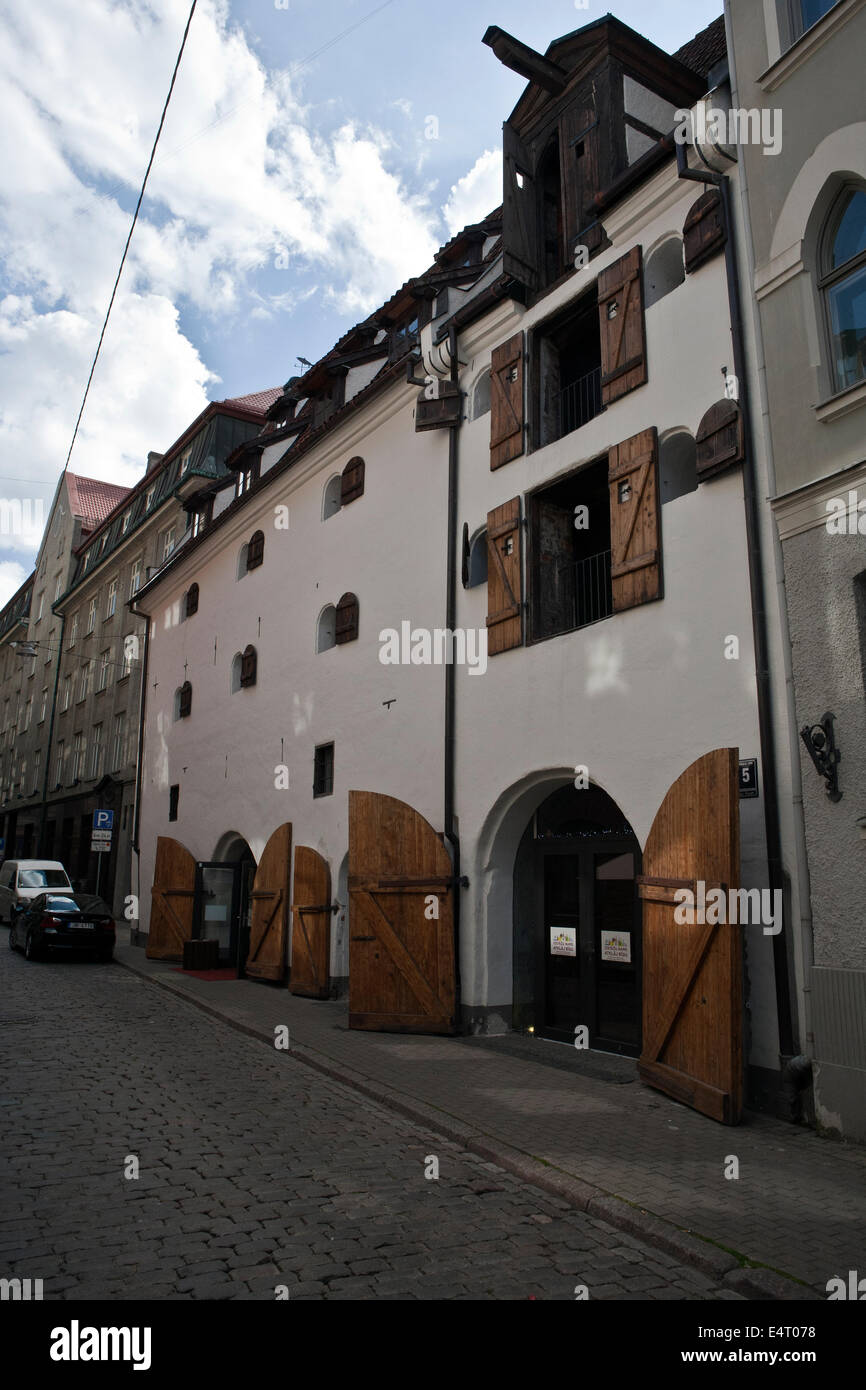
[
  {"left": 674, "top": 881, "right": 782, "bottom": 935},
  {"left": 379, "top": 623, "right": 487, "bottom": 675},
  {"left": 674, "top": 101, "right": 782, "bottom": 157}
]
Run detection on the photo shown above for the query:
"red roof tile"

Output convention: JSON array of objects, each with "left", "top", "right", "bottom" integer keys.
[
  {"left": 219, "top": 388, "right": 283, "bottom": 414},
  {"left": 65, "top": 473, "right": 131, "bottom": 531}
]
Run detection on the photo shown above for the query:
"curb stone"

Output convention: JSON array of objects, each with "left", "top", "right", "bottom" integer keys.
[{"left": 115, "top": 953, "right": 820, "bottom": 1302}]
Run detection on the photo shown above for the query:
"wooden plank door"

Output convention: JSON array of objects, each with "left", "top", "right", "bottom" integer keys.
[
  {"left": 245, "top": 822, "right": 291, "bottom": 982},
  {"left": 290, "top": 847, "right": 332, "bottom": 999},
  {"left": 637, "top": 749, "right": 742, "bottom": 1124},
  {"left": 147, "top": 835, "right": 196, "bottom": 960},
  {"left": 348, "top": 791, "right": 456, "bottom": 1033}
]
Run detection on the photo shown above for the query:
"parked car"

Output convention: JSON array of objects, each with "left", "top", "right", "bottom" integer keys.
[
  {"left": 0, "top": 860, "right": 73, "bottom": 924},
  {"left": 9, "top": 893, "right": 116, "bottom": 962}
]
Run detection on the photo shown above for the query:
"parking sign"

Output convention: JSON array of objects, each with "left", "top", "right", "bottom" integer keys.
[{"left": 93, "top": 809, "right": 114, "bottom": 831}]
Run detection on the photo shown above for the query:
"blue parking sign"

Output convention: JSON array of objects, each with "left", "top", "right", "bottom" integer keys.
[{"left": 93, "top": 809, "right": 114, "bottom": 831}]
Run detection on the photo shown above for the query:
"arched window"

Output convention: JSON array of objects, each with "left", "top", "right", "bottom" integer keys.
[
  {"left": 246, "top": 530, "right": 265, "bottom": 571},
  {"left": 323, "top": 475, "right": 342, "bottom": 520},
  {"left": 471, "top": 370, "right": 492, "bottom": 420},
  {"left": 230, "top": 653, "right": 243, "bottom": 693},
  {"left": 335, "top": 592, "right": 359, "bottom": 644},
  {"left": 645, "top": 236, "right": 685, "bottom": 308},
  {"left": 317, "top": 606, "right": 337, "bottom": 653},
  {"left": 236, "top": 544, "right": 248, "bottom": 580},
  {"left": 184, "top": 583, "right": 199, "bottom": 619},
  {"left": 819, "top": 185, "right": 866, "bottom": 392},
  {"left": 340, "top": 457, "right": 365, "bottom": 505},
  {"left": 659, "top": 430, "right": 698, "bottom": 504},
  {"left": 175, "top": 682, "right": 192, "bottom": 719},
  {"left": 467, "top": 528, "right": 488, "bottom": 587}
]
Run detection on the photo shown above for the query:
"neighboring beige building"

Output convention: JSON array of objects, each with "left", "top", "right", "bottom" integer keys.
[{"left": 726, "top": 0, "right": 866, "bottom": 1138}]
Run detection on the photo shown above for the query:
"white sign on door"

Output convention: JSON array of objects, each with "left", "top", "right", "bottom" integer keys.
[
  {"left": 601, "top": 930, "right": 631, "bottom": 963},
  {"left": 550, "top": 926, "right": 577, "bottom": 957}
]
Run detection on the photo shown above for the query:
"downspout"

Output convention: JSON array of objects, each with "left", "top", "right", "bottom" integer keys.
[
  {"left": 444, "top": 321, "right": 463, "bottom": 1029},
  {"left": 677, "top": 138, "right": 798, "bottom": 1068},
  {"left": 129, "top": 597, "right": 151, "bottom": 947},
  {"left": 37, "top": 613, "right": 66, "bottom": 858}
]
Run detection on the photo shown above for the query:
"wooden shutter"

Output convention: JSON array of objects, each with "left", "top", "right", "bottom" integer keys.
[
  {"left": 185, "top": 583, "right": 199, "bottom": 617},
  {"left": 246, "top": 530, "right": 264, "bottom": 570},
  {"left": 335, "top": 592, "right": 359, "bottom": 644},
  {"left": 684, "top": 189, "right": 726, "bottom": 274},
  {"left": 637, "top": 749, "right": 742, "bottom": 1124},
  {"left": 341, "top": 456, "right": 365, "bottom": 504},
  {"left": 348, "top": 791, "right": 456, "bottom": 1033},
  {"left": 608, "top": 428, "right": 662, "bottom": 612},
  {"left": 178, "top": 681, "right": 192, "bottom": 717},
  {"left": 560, "top": 108, "right": 599, "bottom": 260},
  {"left": 490, "top": 332, "right": 525, "bottom": 470},
  {"left": 503, "top": 121, "right": 538, "bottom": 293},
  {"left": 486, "top": 498, "right": 523, "bottom": 655},
  {"left": 290, "top": 846, "right": 332, "bottom": 999},
  {"left": 696, "top": 399, "right": 745, "bottom": 481},
  {"left": 147, "top": 836, "right": 196, "bottom": 960},
  {"left": 245, "top": 822, "right": 291, "bottom": 982},
  {"left": 598, "top": 246, "right": 647, "bottom": 405},
  {"left": 240, "top": 644, "right": 257, "bottom": 687}
]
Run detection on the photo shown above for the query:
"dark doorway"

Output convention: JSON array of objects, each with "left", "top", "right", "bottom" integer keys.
[
  {"left": 194, "top": 838, "right": 256, "bottom": 972},
  {"left": 519, "top": 783, "right": 642, "bottom": 1055}
]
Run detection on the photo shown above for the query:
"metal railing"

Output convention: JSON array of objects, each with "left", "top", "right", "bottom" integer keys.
[
  {"left": 554, "top": 366, "right": 603, "bottom": 438},
  {"left": 538, "top": 548, "right": 613, "bottom": 636}
]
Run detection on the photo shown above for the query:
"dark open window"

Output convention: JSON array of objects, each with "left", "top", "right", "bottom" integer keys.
[
  {"left": 535, "top": 294, "right": 602, "bottom": 448},
  {"left": 246, "top": 530, "right": 264, "bottom": 571},
  {"left": 240, "top": 645, "right": 257, "bottom": 688},
  {"left": 184, "top": 582, "right": 199, "bottom": 618},
  {"left": 176, "top": 681, "right": 192, "bottom": 718},
  {"left": 313, "top": 742, "right": 334, "bottom": 798},
  {"left": 169, "top": 784, "right": 179, "bottom": 821},
  {"left": 528, "top": 460, "right": 612, "bottom": 641}
]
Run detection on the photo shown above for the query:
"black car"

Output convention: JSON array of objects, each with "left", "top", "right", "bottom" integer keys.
[{"left": 9, "top": 893, "right": 116, "bottom": 962}]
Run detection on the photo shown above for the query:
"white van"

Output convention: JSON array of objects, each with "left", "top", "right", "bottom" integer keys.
[{"left": 0, "top": 860, "right": 73, "bottom": 924}]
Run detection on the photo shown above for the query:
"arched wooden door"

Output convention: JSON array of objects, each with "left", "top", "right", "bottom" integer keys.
[
  {"left": 290, "top": 847, "right": 332, "bottom": 999},
  {"left": 147, "top": 836, "right": 196, "bottom": 960},
  {"left": 245, "top": 823, "right": 292, "bottom": 982},
  {"left": 348, "top": 791, "right": 456, "bottom": 1033},
  {"left": 637, "top": 748, "right": 742, "bottom": 1124}
]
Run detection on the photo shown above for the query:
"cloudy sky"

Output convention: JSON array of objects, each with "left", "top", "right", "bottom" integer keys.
[{"left": 0, "top": 0, "right": 722, "bottom": 600}]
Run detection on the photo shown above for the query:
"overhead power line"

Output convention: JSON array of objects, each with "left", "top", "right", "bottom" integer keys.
[{"left": 59, "top": 0, "right": 199, "bottom": 480}]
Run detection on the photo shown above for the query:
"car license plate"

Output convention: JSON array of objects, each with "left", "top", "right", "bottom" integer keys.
[{"left": 68, "top": 922, "right": 96, "bottom": 930}]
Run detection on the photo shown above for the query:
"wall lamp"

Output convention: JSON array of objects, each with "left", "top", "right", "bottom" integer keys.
[{"left": 800, "top": 711, "right": 842, "bottom": 803}]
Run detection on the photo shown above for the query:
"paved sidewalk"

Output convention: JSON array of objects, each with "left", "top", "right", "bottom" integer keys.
[{"left": 116, "top": 942, "right": 865, "bottom": 1295}]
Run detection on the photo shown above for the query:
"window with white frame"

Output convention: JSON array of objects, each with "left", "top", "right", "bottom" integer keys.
[
  {"left": 54, "top": 575, "right": 62, "bottom": 602},
  {"left": 72, "top": 730, "right": 86, "bottom": 781},
  {"left": 69, "top": 611, "right": 79, "bottom": 647},
  {"left": 90, "top": 723, "right": 103, "bottom": 779},
  {"left": 161, "top": 527, "right": 176, "bottom": 562},
  {"left": 145, "top": 486, "right": 156, "bottom": 511},
  {"left": 106, "top": 577, "right": 118, "bottom": 618},
  {"left": 78, "top": 662, "right": 91, "bottom": 702},
  {"left": 61, "top": 675, "right": 72, "bottom": 711},
  {"left": 98, "top": 650, "right": 110, "bottom": 692},
  {"left": 121, "top": 509, "right": 132, "bottom": 534},
  {"left": 88, "top": 600, "right": 98, "bottom": 637},
  {"left": 54, "top": 739, "right": 65, "bottom": 787},
  {"left": 112, "top": 713, "right": 126, "bottom": 770},
  {"left": 120, "top": 637, "right": 133, "bottom": 679},
  {"left": 236, "top": 466, "right": 255, "bottom": 499},
  {"left": 39, "top": 687, "right": 48, "bottom": 722},
  {"left": 36, "top": 591, "right": 44, "bottom": 622},
  {"left": 129, "top": 557, "right": 142, "bottom": 597},
  {"left": 818, "top": 184, "right": 866, "bottom": 394}
]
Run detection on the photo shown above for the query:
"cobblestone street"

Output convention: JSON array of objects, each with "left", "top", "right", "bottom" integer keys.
[{"left": 0, "top": 947, "right": 746, "bottom": 1301}]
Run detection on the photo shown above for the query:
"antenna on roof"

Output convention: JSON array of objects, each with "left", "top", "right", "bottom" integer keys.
[{"left": 297, "top": 356, "right": 313, "bottom": 369}]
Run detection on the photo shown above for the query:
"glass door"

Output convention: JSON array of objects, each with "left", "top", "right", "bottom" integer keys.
[
  {"left": 592, "top": 850, "right": 640, "bottom": 1055},
  {"left": 538, "top": 852, "right": 584, "bottom": 1043},
  {"left": 194, "top": 863, "right": 240, "bottom": 965}
]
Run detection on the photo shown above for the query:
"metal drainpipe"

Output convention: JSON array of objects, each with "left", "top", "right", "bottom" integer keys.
[
  {"left": 129, "top": 598, "right": 151, "bottom": 944},
  {"left": 676, "top": 139, "right": 797, "bottom": 1062},
  {"left": 37, "top": 613, "right": 66, "bottom": 858},
  {"left": 444, "top": 321, "right": 462, "bottom": 1029}
]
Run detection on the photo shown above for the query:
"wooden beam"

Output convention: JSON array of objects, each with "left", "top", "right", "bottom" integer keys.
[{"left": 482, "top": 26, "right": 568, "bottom": 94}]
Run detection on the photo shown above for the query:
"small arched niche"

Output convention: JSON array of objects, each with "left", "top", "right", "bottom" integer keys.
[
  {"left": 659, "top": 429, "right": 698, "bottom": 504},
  {"left": 317, "top": 605, "right": 337, "bottom": 653},
  {"left": 322, "top": 475, "right": 342, "bottom": 520},
  {"left": 645, "top": 236, "right": 685, "bottom": 308}
]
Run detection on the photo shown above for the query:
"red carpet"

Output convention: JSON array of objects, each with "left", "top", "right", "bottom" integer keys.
[{"left": 171, "top": 967, "right": 238, "bottom": 982}]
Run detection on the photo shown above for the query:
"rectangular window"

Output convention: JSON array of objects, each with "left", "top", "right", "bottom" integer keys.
[
  {"left": 528, "top": 459, "right": 613, "bottom": 642},
  {"left": 106, "top": 578, "right": 118, "bottom": 618},
  {"left": 121, "top": 509, "right": 132, "bottom": 534},
  {"left": 112, "top": 713, "right": 126, "bottom": 770},
  {"left": 780, "top": 0, "right": 838, "bottom": 47},
  {"left": 54, "top": 740, "right": 65, "bottom": 787},
  {"left": 19, "top": 756, "right": 26, "bottom": 795},
  {"left": 36, "top": 591, "right": 44, "bottom": 622},
  {"left": 39, "top": 687, "right": 48, "bottom": 722},
  {"left": 534, "top": 294, "right": 603, "bottom": 448},
  {"left": 90, "top": 724, "right": 103, "bottom": 779},
  {"left": 236, "top": 468, "right": 254, "bottom": 499},
  {"left": 69, "top": 611, "right": 79, "bottom": 648},
  {"left": 72, "top": 731, "right": 86, "bottom": 781},
  {"left": 97, "top": 650, "right": 110, "bottom": 692},
  {"left": 169, "top": 783, "right": 179, "bottom": 821},
  {"left": 161, "top": 527, "right": 176, "bottom": 562},
  {"left": 78, "top": 662, "right": 90, "bottom": 702},
  {"left": 46, "top": 629, "right": 55, "bottom": 663},
  {"left": 191, "top": 509, "right": 207, "bottom": 538},
  {"left": 145, "top": 486, "right": 156, "bottom": 512},
  {"left": 313, "top": 742, "right": 334, "bottom": 798},
  {"left": 129, "top": 558, "right": 142, "bottom": 597},
  {"left": 61, "top": 675, "right": 72, "bottom": 711},
  {"left": 22, "top": 697, "right": 32, "bottom": 731},
  {"left": 120, "top": 637, "right": 133, "bottom": 679},
  {"left": 32, "top": 748, "right": 41, "bottom": 796},
  {"left": 86, "top": 598, "right": 97, "bottom": 633},
  {"left": 54, "top": 575, "right": 62, "bottom": 602}
]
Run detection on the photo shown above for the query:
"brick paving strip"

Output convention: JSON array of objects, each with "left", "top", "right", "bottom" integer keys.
[{"left": 116, "top": 943, "right": 865, "bottom": 1298}]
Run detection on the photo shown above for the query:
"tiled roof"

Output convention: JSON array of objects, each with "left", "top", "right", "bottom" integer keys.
[
  {"left": 64, "top": 473, "right": 131, "bottom": 531},
  {"left": 219, "top": 388, "right": 283, "bottom": 414},
  {"left": 673, "top": 15, "right": 727, "bottom": 80}
]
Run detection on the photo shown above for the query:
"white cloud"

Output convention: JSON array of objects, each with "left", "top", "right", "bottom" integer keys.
[
  {"left": 443, "top": 149, "right": 502, "bottom": 236},
  {"left": 0, "top": 560, "right": 29, "bottom": 608}
]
